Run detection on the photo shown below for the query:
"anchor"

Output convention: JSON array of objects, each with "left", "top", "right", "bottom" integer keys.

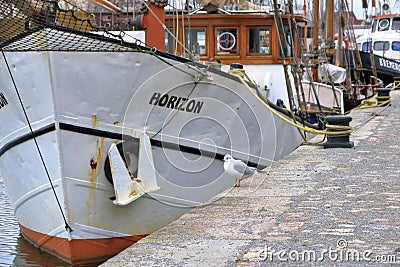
[{"left": 108, "top": 131, "right": 160, "bottom": 206}]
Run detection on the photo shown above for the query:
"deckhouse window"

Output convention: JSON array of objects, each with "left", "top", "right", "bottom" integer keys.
[
  {"left": 392, "top": 17, "right": 400, "bottom": 31},
  {"left": 186, "top": 28, "right": 206, "bottom": 55},
  {"left": 249, "top": 27, "right": 271, "bottom": 54},
  {"left": 362, "top": 41, "right": 371, "bottom": 52},
  {"left": 165, "top": 31, "right": 175, "bottom": 54},
  {"left": 216, "top": 28, "right": 238, "bottom": 54},
  {"left": 377, "top": 18, "right": 390, "bottom": 31},
  {"left": 374, "top": 41, "right": 390, "bottom": 51},
  {"left": 371, "top": 20, "right": 378, "bottom": 33},
  {"left": 392, "top": 41, "right": 400, "bottom": 51}
]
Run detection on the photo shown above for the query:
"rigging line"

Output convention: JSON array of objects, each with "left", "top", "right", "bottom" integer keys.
[
  {"left": 142, "top": 0, "right": 193, "bottom": 56},
  {"left": 271, "top": 0, "right": 288, "bottom": 60},
  {"left": 344, "top": 0, "right": 365, "bottom": 81},
  {"left": 147, "top": 49, "right": 202, "bottom": 77},
  {"left": 175, "top": 0, "right": 179, "bottom": 52},
  {"left": 187, "top": 0, "right": 192, "bottom": 55},
  {"left": 1, "top": 50, "right": 73, "bottom": 233},
  {"left": 285, "top": 13, "right": 315, "bottom": 113},
  {"left": 271, "top": 0, "right": 296, "bottom": 111},
  {"left": 181, "top": 7, "right": 186, "bottom": 56}
]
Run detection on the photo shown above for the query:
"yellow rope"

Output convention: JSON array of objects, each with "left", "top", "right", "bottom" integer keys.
[
  {"left": 228, "top": 71, "right": 354, "bottom": 136},
  {"left": 346, "top": 95, "right": 391, "bottom": 114},
  {"left": 391, "top": 81, "right": 400, "bottom": 90}
]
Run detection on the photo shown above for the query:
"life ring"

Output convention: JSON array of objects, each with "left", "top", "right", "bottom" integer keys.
[
  {"left": 104, "top": 141, "right": 139, "bottom": 184},
  {"left": 217, "top": 32, "right": 236, "bottom": 51},
  {"left": 334, "top": 35, "right": 349, "bottom": 50},
  {"left": 378, "top": 19, "right": 389, "bottom": 31}
]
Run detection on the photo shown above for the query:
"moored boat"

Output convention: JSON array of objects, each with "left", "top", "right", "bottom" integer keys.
[
  {"left": 303, "top": 0, "right": 384, "bottom": 113},
  {"left": 356, "top": 1, "right": 400, "bottom": 85}
]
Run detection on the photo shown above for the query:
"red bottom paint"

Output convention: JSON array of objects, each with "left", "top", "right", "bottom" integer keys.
[{"left": 19, "top": 224, "right": 146, "bottom": 266}]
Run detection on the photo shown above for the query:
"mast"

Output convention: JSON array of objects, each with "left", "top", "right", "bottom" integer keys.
[
  {"left": 362, "top": 0, "right": 368, "bottom": 20},
  {"left": 335, "top": 0, "right": 344, "bottom": 67},
  {"left": 325, "top": 0, "right": 335, "bottom": 51},
  {"left": 372, "top": 0, "right": 377, "bottom": 16},
  {"left": 312, "top": 0, "right": 319, "bottom": 82}
]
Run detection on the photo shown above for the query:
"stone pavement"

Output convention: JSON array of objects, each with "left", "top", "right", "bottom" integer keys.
[{"left": 101, "top": 90, "right": 400, "bottom": 266}]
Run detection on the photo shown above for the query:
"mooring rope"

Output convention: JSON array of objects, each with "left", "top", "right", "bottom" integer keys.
[{"left": 229, "top": 70, "right": 354, "bottom": 137}]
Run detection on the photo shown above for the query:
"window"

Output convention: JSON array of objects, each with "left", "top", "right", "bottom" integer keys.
[
  {"left": 186, "top": 28, "right": 206, "bottom": 55},
  {"left": 362, "top": 41, "right": 371, "bottom": 51},
  {"left": 392, "top": 41, "right": 400, "bottom": 51},
  {"left": 374, "top": 41, "right": 390, "bottom": 51},
  {"left": 249, "top": 27, "right": 271, "bottom": 54},
  {"left": 165, "top": 31, "right": 175, "bottom": 54},
  {"left": 371, "top": 20, "right": 378, "bottom": 33},
  {"left": 216, "top": 28, "right": 237, "bottom": 54},
  {"left": 378, "top": 18, "right": 390, "bottom": 31},
  {"left": 392, "top": 17, "right": 400, "bottom": 31}
]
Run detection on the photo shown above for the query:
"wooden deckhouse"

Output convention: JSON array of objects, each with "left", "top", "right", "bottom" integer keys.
[{"left": 163, "top": 12, "right": 309, "bottom": 65}]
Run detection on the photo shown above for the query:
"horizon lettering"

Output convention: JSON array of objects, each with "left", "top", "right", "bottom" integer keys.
[{"left": 149, "top": 92, "right": 204, "bottom": 114}]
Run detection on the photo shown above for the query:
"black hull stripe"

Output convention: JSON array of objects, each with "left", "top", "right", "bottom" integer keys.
[
  {"left": 58, "top": 123, "right": 229, "bottom": 163},
  {"left": 59, "top": 122, "right": 125, "bottom": 141},
  {"left": 0, "top": 124, "right": 56, "bottom": 157},
  {"left": 0, "top": 122, "right": 259, "bottom": 167}
]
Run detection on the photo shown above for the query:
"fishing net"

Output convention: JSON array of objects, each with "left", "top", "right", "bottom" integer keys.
[{"left": 0, "top": 0, "right": 141, "bottom": 51}]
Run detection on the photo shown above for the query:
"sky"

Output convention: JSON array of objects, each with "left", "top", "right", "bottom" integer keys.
[
  {"left": 296, "top": 0, "right": 400, "bottom": 21},
  {"left": 343, "top": 0, "right": 399, "bottom": 20}
]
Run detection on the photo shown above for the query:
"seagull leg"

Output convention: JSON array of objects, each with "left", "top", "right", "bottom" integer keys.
[{"left": 233, "top": 177, "right": 240, "bottom": 187}]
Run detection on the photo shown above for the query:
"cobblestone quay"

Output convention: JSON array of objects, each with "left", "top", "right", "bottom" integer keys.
[{"left": 102, "top": 90, "right": 400, "bottom": 266}]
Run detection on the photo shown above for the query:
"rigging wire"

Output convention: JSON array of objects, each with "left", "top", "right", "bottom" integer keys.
[
  {"left": 1, "top": 49, "right": 73, "bottom": 234},
  {"left": 181, "top": 5, "right": 186, "bottom": 55},
  {"left": 284, "top": 6, "right": 325, "bottom": 117},
  {"left": 142, "top": 0, "right": 193, "bottom": 57},
  {"left": 186, "top": 0, "right": 192, "bottom": 55},
  {"left": 270, "top": 0, "right": 297, "bottom": 113},
  {"left": 175, "top": 0, "right": 179, "bottom": 52}
]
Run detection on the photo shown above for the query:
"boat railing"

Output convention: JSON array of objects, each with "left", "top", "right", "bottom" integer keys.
[{"left": 301, "top": 81, "right": 344, "bottom": 114}]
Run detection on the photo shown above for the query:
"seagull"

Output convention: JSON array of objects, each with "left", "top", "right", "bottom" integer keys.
[{"left": 223, "top": 154, "right": 258, "bottom": 187}]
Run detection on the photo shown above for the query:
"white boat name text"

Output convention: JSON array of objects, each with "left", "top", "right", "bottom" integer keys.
[
  {"left": 0, "top": 92, "right": 8, "bottom": 110},
  {"left": 149, "top": 92, "right": 204, "bottom": 114},
  {"left": 378, "top": 58, "right": 400, "bottom": 72}
]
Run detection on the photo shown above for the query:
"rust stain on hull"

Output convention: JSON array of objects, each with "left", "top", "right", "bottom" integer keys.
[{"left": 86, "top": 114, "right": 105, "bottom": 222}]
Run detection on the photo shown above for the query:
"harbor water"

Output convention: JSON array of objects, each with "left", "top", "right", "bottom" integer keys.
[{"left": 0, "top": 176, "right": 69, "bottom": 267}]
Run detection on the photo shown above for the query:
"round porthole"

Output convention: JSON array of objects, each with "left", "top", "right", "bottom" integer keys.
[
  {"left": 378, "top": 19, "right": 389, "bottom": 31},
  {"left": 217, "top": 32, "right": 236, "bottom": 51}
]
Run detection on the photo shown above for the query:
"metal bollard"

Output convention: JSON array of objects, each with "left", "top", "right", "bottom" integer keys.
[
  {"left": 376, "top": 88, "right": 391, "bottom": 106},
  {"left": 324, "top": 115, "right": 354, "bottom": 149}
]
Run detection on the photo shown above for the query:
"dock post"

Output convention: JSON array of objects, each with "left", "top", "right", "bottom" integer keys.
[
  {"left": 324, "top": 115, "right": 354, "bottom": 149},
  {"left": 376, "top": 88, "right": 391, "bottom": 106}
]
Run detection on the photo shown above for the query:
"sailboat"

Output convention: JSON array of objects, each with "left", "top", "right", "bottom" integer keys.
[
  {"left": 302, "top": 0, "right": 385, "bottom": 112},
  {"left": 0, "top": 0, "right": 340, "bottom": 265}
]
